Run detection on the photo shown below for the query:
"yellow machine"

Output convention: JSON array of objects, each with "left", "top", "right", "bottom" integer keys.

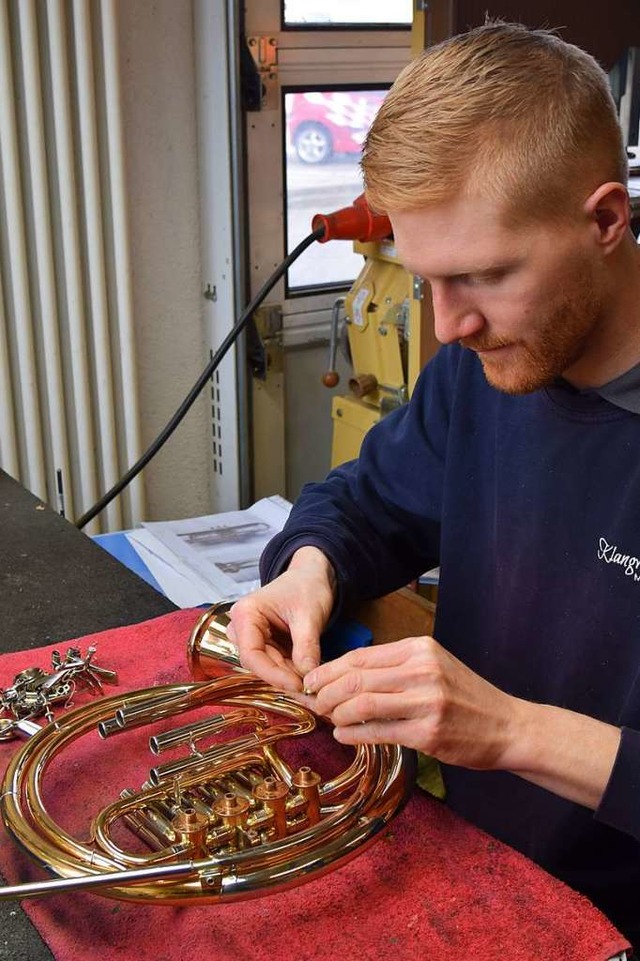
[
  {"left": 324, "top": 238, "right": 438, "bottom": 468},
  {"left": 321, "top": 5, "right": 445, "bottom": 469}
]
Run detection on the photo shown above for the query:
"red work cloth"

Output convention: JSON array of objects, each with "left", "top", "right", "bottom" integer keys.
[{"left": 0, "top": 609, "right": 629, "bottom": 961}]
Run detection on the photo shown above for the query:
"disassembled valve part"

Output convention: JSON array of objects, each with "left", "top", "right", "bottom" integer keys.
[{"left": 0, "top": 645, "right": 118, "bottom": 741}]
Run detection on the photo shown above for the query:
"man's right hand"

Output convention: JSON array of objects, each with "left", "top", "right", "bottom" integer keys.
[{"left": 227, "top": 546, "right": 337, "bottom": 691}]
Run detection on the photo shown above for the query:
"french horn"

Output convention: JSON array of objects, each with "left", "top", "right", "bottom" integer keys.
[{"left": 0, "top": 602, "right": 415, "bottom": 903}]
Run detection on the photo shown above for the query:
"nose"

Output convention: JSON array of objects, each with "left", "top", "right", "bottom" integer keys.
[{"left": 429, "top": 280, "right": 485, "bottom": 344}]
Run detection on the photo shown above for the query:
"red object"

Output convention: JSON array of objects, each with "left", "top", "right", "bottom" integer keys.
[
  {"left": 287, "top": 90, "right": 386, "bottom": 164},
  {"left": 312, "top": 193, "right": 392, "bottom": 243},
  {"left": 0, "top": 609, "right": 629, "bottom": 961}
]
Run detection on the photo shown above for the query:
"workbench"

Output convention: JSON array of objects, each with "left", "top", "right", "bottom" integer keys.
[
  {"left": 0, "top": 471, "right": 437, "bottom": 960},
  {"left": 0, "top": 470, "right": 176, "bottom": 960}
]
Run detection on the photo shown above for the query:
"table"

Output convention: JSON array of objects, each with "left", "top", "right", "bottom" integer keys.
[
  {"left": 0, "top": 470, "right": 176, "bottom": 960},
  {"left": 0, "top": 471, "right": 437, "bottom": 959}
]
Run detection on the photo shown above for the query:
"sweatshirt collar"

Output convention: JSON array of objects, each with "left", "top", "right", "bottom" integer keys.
[{"left": 595, "top": 360, "right": 640, "bottom": 415}]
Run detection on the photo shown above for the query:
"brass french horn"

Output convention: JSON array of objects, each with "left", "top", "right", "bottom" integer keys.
[{"left": 0, "top": 603, "right": 414, "bottom": 903}]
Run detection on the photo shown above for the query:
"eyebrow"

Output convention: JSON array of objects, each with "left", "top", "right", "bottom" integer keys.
[{"left": 404, "top": 260, "right": 521, "bottom": 282}]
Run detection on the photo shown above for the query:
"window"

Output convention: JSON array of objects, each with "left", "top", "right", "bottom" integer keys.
[
  {"left": 283, "top": 0, "right": 413, "bottom": 28},
  {"left": 284, "top": 87, "right": 387, "bottom": 291}
]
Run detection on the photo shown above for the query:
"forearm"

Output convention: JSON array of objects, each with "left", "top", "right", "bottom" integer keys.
[{"left": 504, "top": 698, "right": 622, "bottom": 810}]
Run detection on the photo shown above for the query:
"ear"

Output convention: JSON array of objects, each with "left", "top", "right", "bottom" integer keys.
[{"left": 583, "top": 182, "right": 630, "bottom": 252}]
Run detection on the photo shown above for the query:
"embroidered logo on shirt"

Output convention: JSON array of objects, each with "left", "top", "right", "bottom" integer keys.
[{"left": 597, "top": 537, "right": 640, "bottom": 581}]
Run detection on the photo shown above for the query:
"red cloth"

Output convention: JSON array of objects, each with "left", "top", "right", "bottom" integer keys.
[{"left": 0, "top": 609, "right": 629, "bottom": 961}]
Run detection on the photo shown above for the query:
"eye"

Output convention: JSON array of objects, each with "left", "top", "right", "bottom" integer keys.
[{"left": 462, "top": 269, "right": 509, "bottom": 288}]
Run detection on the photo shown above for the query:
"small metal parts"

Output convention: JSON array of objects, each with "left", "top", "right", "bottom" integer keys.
[{"left": 0, "top": 645, "right": 118, "bottom": 741}]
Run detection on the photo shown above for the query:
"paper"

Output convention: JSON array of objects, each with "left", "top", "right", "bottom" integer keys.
[
  {"left": 137, "top": 496, "right": 292, "bottom": 605},
  {"left": 125, "top": 529, "right": 219, "bottom": 608}
]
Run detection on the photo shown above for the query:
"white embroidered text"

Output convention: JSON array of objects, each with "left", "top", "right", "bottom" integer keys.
[{"left": 597, "top": 537, "right": 640, "bottom": 581}]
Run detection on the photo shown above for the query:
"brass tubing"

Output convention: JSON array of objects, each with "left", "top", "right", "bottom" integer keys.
[
  {"left": 0, "top": 605, "right": 414, "bottom": 904},
  {"left": 121, "top": 813, "right": 167, "bottom": 852},
  {"left": 98, "top": 716, "right": 123, "bottom": 738},
  {"left": 115, "top": 692, "right": 191, "bottom": 728},
  {"left": 182, "top": 791, "right": 216, "bottom": 819},
  {"left": 220, "top": 775, "right": 255, "bottom": 803},
  {"left": 149, "top": 721, "right": 313, "bottom": 787},
  {"left": 2, "top": 678, "right": 264, "bottom": 873},
  {"left": 92, "top": 752, "right": 269, "bottom": 866},
  {"left": 149, "top": 708, "right": 267, "bottom": 755},
  {"left": 217, "top": 817, "right": 388, "bottom": 897},
  {"left": 0, "top": 859, "right": 203, "bottom": 901},
  {"left": 114, "top": 751, "right": 396, "bottom": 887},
  {"left": 149, "top": 734, "right": 259, "bottom": 786}
]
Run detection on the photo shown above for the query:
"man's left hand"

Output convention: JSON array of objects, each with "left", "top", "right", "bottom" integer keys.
[{"left": 302, "top": 635, "right": 518, "bottom": 770}]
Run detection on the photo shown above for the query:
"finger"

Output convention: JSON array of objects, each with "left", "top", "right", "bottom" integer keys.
[
  {"left": 265, "top": 644, "right": 287, "bottom": 668},
  {"left": 328, "top": 690, "right": 422, "bottom": 728},
  {"left": 288, "top": 690, "right": 321, "bottom": 712},
  {"left": 244, "top": 648, "right": 303, "bottom": 692},
  {"left": 229, "top": 602, "right": 289, "bottom": 649},
  {"left": 228, "top": 608, "right": 302, "bottom": 691},
  {"left": 288, "top": 615, "right": 323, "bottom": 678},
  {"left": 311, "top": 664, "right": 420, "bottom": 718},
  {"left": 333, "top": 718, "right": 415, "bottom": 747},
  {"left": 303, "top": 637, "right": 429, "bottom": 692}
]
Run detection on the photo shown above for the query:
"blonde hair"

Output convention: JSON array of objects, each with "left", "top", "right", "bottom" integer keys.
[{"left": 362, "top": 22, "right": 628, "bottom": 222}]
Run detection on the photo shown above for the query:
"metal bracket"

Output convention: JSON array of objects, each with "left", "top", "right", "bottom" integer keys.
[
  {"left": 412, "top": 276, "right": 424, "bottom": 300},
  {"left": 246, "top": 36, "right": 279, "bottom": 111},
  {"left": 248, "top": 305, "right": 283, "bottom": 380}
]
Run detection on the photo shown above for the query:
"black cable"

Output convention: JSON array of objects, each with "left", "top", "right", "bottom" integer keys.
[{"left": 76, "top": 226, "right": 325, "bottom": 530}]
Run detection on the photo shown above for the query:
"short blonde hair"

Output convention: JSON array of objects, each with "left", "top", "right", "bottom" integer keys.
[{"left": 362, "top": 22, "right": 628, "bottom": 222}]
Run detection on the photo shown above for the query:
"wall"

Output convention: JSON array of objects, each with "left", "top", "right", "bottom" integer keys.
[{"left": 117, "top": 0, "right": 213, "bottom": 520}]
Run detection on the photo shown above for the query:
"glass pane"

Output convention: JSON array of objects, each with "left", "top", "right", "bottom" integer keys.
[
  {"left": 283, "top": 0, "right": 412, "bottom": 27},
  {"left": 284, "top": 88, "right": 387, "bottom": 291}
]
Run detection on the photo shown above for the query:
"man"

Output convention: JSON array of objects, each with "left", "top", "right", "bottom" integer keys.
[{"left": 230, "top": 22, "right": 640, "bottom": 946}]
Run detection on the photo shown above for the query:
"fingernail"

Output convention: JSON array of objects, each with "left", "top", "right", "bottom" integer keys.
[{"left": 303, "top": 669, "right": 317, "bottom": 691}]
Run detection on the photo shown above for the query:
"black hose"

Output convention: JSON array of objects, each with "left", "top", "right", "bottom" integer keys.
[{"left": 76, "top": 226, "right": 325, "bottom": 530}]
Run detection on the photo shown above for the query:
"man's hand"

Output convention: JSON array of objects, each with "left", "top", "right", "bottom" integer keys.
[
  {"left": 302, "top": 635, "right": 622, "bottom": 810},
  {"left": 302, "top": 635, "right": 517, "bottom": 768},
  {"left": 227, "top": 546, "right": 336, "bottom": 692}
]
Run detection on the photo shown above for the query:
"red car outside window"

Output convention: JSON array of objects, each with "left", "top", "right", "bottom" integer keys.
[{"left": 286, "top": 90, "right": 387, "bottom": 164}]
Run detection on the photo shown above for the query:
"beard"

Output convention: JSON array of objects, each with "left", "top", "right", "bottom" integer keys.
[{"left": 460, "top": 266, "right": 604, "bottom": 395}]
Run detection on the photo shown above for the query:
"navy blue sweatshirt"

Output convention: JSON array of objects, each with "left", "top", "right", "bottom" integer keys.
[{"left": 261, "top": 344, "right": 640, "bottom": 945}]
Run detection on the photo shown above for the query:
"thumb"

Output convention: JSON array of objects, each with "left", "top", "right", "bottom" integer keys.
[{"left": 289, "top": 615, "right": 322, "bottom": 677}]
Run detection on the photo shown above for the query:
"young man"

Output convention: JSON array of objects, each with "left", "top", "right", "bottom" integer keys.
[{"left": 229, "top": 22, "right": 640, "bottom": 945}]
